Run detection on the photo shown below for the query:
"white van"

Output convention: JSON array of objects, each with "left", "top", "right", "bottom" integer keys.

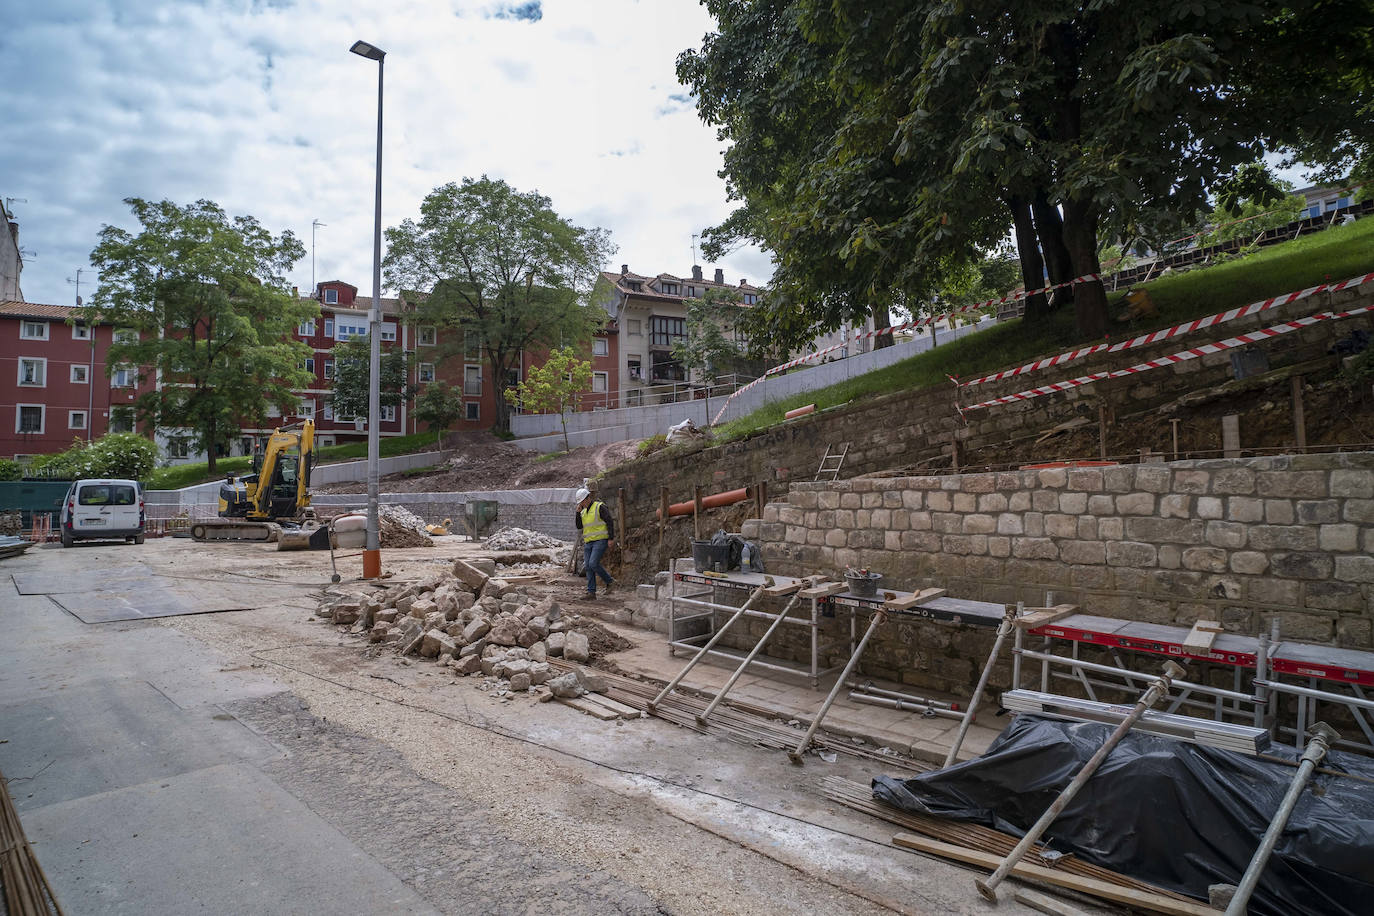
[{"left": 60, "top": 479, "right": 146, "bottom": 547}]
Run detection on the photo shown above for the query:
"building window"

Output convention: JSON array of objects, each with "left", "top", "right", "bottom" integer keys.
[
  {"left": 336, "top": 321, "right": 367, "bottom": 340},
  {"left": 16, "top": 405, "right": 44, "bottom": 433},
  {"left": 72, "top": 322, "right": 91, "bottom": 340},
  {"left": 626, "top": 319, "right": 641, "bottom": 336},
  {"left": 303, "top": 357, "right": 315, "bottom": 374},
  {"left": 18, "top": 357, "right": 46, "bottom": 387},
  {"left": 68, "top": 410, "right": 87, "bottom": 430},
  {"left": 298, "top": 400, "right": 315, "bottom": 419},
  {"left": 651, "top": 351, "right": 685, "bottom": 382},
  {"left": 299, "top": 319, "right": 316, "bottom": 336},
  {"left": 323, "top": 403, "right": 334, "bottom": 421},
  {"left": 323, "top": 360, "right": 335, "bottom": 379},
  {"left": 592, "top": 338, "right": 609, "bottom": 357},
  {"left": 110, "top": 408, "right": 134, "bottom": 433},
  {"left": 19, "top": 320, "right": 48, "bottom": 340},
  {"left": 687, "top": 286, "right": 698, "bottom": 298},
  {"left": 380, "top": 405, "right": 397, "bottom": 422},
  {"left": 168, "top": 438, "right": 190, "bottom": 459},
  {"left": 743, "top": 293, "right": 758, "bottom": 305},
  {"left": 114, "top": 328, "right": 138, "bottom": 344},
  {"left": 465, "top": 402, "right": 480, "bottom": 421},
  {"left": 324, "top": 318, "right": 335, "bottom": 338},
  {"left": 419, "top": 363, "right": 436, "bottom": 383},
  {"left": 324, "top": 289, "right": 339, "bottom": 304},
  {"left": 418, "top": 326, "right": 436, "bottom": 346},
  {"left": 71, "top": 365, "right": 89, "bottom": 383},
  {"left": 627, "top": 390, "right": 642, "bottom": 407},
  {"left": 113, "top": 366, "right": 136, "bottom": 387},
  {"left": 592, "top": 371, "right": 608, "bottom": 393},
  {"left": 464, "top": 365, "right": 481, "bottom": 395},
  {"left": 650, "top": 316, "right": 686, "bottom": 347},
  {"left": 661, "top": 282, "right": 680, "bottom": 295},
  {"left": 266, "top": 404, "right": 281, "bottom": 418},
  {"left": 380, "top": 324, "right": 397, "bottom": 342},
  {"left": 464, "top": 331, "right": 482, "bottom": 357},
  {"left": 627, "top": 357, "right": 642, "bottom": 381}
]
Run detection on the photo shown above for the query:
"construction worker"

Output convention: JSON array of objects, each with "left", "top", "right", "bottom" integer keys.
[{"left": 574, "top": 486, "right": 615, "bottom": 600}]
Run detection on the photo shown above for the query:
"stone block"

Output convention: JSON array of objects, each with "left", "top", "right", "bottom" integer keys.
[
  {"left": 1272, "top": 611, "right": 1334, "bottom": 642},
  {"left": 1303, "top": 580, "right": 1365, "bottom": 612},
  {"left": 1221, "top": 606, "right": 1254, "bottom": 633},
  {"left": 1024, "top": 513, "right": 1046, "bottom": 537},
  {"left": 1337, "top": 617, "right": 1373, "bottom": 648},
  {"left": 902, "top": 491, "right": 924, "bottom": 509},
  {"left": 564, "top": 630, "right": 590, "bottom": 662},
  {"left": 1008, "top": 491, "right": 1032, "bottom": 512},
  {"left": 978, "top": 493, "right": 1008, "bottom": 513},
  {"left": 1345, "top": 499, "right": 1374, "bottom": 524},
  {"left": 1264, "top": 500, "right": 1295, "bottom": 525},
  {"left": 926, "top": 491, "right": 952, "bottom": 512},
  {"left": 1135, "top": 466, "right": 1171, "bottom": 493},
  {"left": 1116, "top": 492, "right": 1155, "bottom": 515},
  {"left": 871, "top": 508, "right": 891, "bottom": 529},
  {"left": 961, "top": 473, "right": 997, "bottom": 493},
  {"left": 1098, "top": 517, "right": 1124, "bottom": 540},
  {"left": 1067, "top": 468, "right": 1104, "bottom": 492},
  {"left": 1038, "top": 468, "right": 1067, "bottom": 488},
  {"left": 1071, "top": 566, "right": 1111, "bottom": 589},
  {"left": 963, "top": 514, "right": 997, "bottom": 534},
  {"left": 1181, "top": 547, "right": 1228, "bottom": 573},
  {"left": 1247, "top": 525, "right": 1318, "bottom": 551},
  {"left": 1106, "top": 541, "right": 1157, "bottom": 567},
  {"left": 1296, "top": 500, "right": 1339, "bottom": 525},
  {"left": 882, "top": 490, "right": 904, "bottom": 508},
  {"left": 1103, "top": 466, "right": 1134, "bottom": 493},
  {"left": 1087, "top": 495, "right": 1115, "bottom": 516},
  {"left": 1158, "top": 545, "right": 1181, "bottom": 569},
  {"left": 1227, "top": 497, "right": 1264, "bottom": 523},
  {"left": 1205, "top": 521, "right": 1247, "bottom": 549},
  {"left": 1229, "top": 551, "right": 1269, "bottom": 575},
  {"left": 1195, "top": 496, "right": 1223, "bottom": 519},
  {"left": 1033, "top": 490, "right": 1061, "bottom": 512},
  {"left": 1011, "top": 537, "right": 1059, "bottom": 560},
  {"left": 1077, "top": 516, "right": 1099, "bottom": 540},
  {"left": 848, "top": 529, "right": 885, "bottom": 549},
  {"left": 932, "top": 512, "right": 962, "bottom": 534},
  {"left": 861, "top": 492, "right": 883, "bottom": 509},
  {"left": 941, "top": 535, "right": 988, "bottom": 556},
  {"left": 1318, "top": 524, "right": 1359, "bottom": 553},
  {"left": 1172, "top": 470, "right": 1210, "bottom": 494},
  {"left": 818, "top": 491, "right": 841, "bottom": 510},
  {"left": 1159, "top": 494, "right": 1191, "bottom": 518},
  {"left": 1247, "top": 578, "right": 1301, "bottom": 607},
  {"left": 825, "top": 529, "right": 847, "bottom": 548},
  {"left": 987, "top": 537, "right": 1011, "bottom": 558},
  {"left": 1256, "top": 470, "right": 1327, "bottom": 499},
  {"left": 1124, "top": 517, "right": 1204, "bottom": 544},
  {"left": 901, "top": 531, "right": 942, "bottom": 552},
  {"left": 1044, "top": 514, "right": 1075, "bottom": 538},
  {"left": 1211, "top": 468, "right": 1256, "bottom": 495},
  {"left": 452, "top": 559, "right": 490, "bottom": 591},
  {"left": 1059, "top": 540, "right": 1106, "bottom": 565},
  {"left": 1331, "top": 469, "right": 1374, "bottom": 498},
  {"left": 1335, "top": 555, "right": 1374, "bottom": 583}
]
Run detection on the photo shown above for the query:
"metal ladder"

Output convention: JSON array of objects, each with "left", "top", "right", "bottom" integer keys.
[{"left": 815, "top": 442, "right": 849, "bottom": 481}]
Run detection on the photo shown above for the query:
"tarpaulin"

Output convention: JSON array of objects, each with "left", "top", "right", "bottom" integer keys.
[{"left": 874, "top": 715, "right": 1374, "bottom": 916}]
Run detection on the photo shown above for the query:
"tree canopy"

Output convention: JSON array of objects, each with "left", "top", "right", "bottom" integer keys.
[
  {"left": 679, "top": 1, "right": 1374, "bottom": 346},
  {"left": 328, "top": 337, "right": 411, "bottom": 421},
  {"left": 504, "top": 346, "right": 593, "bottom": 453},
  {"left": 87, "top": 198, "right": 314, "bottom": 471},
  {"left": 413, "top": 381, "right": 463, "bottom": 450},
  {"left": 384, "top": 176, "right": 615, "bottom": 434}
]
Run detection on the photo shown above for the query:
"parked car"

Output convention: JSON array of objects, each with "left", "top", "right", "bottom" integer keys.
[{"left": 60, "top": 479, "right": 145, "bottom": 547}]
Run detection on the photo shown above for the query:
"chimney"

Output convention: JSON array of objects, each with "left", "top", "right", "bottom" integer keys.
[
  {"left": 292, "top": 286, "right": 298, "bottom": 298},
  {"left": 739, "top": 279, "right": 748, "bottom": 287},
  {"left": 692, "top": 265, "right": 703, "bottom": 281},
  {"left": 713, "top": 268, "right": 724, "bottom": 284},
  {"left": 621, "top": 264, "right": 629, "bottom": 276}
]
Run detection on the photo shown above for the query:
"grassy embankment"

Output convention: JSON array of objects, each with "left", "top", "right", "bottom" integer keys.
[{"left": 713, "top": 218, "right": 1374, "bottom": 442}]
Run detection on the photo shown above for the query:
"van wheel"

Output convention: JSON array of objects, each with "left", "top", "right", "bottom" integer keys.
[
  {"left": 61, "top": 529, "right": 73, "bottom": 548},
  {"left": 134, "top": 533, "right": 146, "bottom": 545}
]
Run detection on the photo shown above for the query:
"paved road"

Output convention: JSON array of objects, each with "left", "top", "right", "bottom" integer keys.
[{"left": 1, "top": 537, "right": 1047, "bottom": 915}]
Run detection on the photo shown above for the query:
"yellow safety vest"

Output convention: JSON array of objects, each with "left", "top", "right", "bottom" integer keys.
[{"left": 580, "top": 501, "right": 609, "bottom": 543}]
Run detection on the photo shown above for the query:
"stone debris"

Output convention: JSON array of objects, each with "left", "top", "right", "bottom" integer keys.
[
  {"left": 484, "top": 526, "right": 568, "bottom": 551},
  {"left": 378, "top": 505, "right": 435, "bottom": 548},
  {"left": 317, "top": 567, "right": 629, "bottom": 708}
]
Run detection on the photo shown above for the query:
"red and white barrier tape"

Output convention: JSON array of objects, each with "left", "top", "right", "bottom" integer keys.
[{"left": 961, "top": 304, "right": 1374, "bottom": 412}]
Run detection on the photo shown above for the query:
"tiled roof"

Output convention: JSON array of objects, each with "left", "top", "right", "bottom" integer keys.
[{"left": 0, "top": 301, "right": 88, "bottom": 321}]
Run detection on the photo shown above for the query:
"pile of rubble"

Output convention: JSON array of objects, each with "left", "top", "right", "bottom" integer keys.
[
  {"left": 484, "top": 526, "right": 567, "bottom": 551},
  {"left": 378, "top": 505, "right": 434, "bottom": 548},
  {"left": 316, "top": 556, "right": 622, "bottom": 700}
]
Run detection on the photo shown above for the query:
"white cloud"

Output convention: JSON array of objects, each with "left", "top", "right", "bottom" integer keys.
[{"left": 0, "top": 0, "right": 773, "bottom": 306}]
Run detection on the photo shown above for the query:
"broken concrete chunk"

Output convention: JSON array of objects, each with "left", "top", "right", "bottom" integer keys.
[
  {"left": 487, "top": 615, "right": 522, "bottom": 647},
  {"left": 547, "top": 671, "right": 584, "bottom": 698},
  {"left": 410, "top": 598, "right": 437, "bottom": 620},
  {"left": 395, "top": 595, "right": 417, "bottom": 617},
  {"left": 374, "top": 607, "right": 399, "bottom": 624},
  {"left": 468, "top": 557, "right": 497, "bottom": 576},
  {"left": 369, "top": 625, "right": 390, "bottom": 643},
  {"left": 564, "top": 631, "right": 590, "bottom": 663},
  {"left": 526, "top": 615, "right": 550, "bottom": 639},
  {"left": 529, "top": 662, "right": 551, "bottom": 685},
  {"left": 528, "top": 641, "right": 547, "bottom": 664},
  {"left": 423, "top": 611, "right": 446, "bottom": 631},
  {"left": 420, "top": 629, "right": 456, "bottom": 659},
  {"left": 482, "top": 578, "right": 513, "bottom": 600},
  {"left": 461, "top": 618, "right": 492, "bottom": 644},
  {"left": 573, "top": 666, "right": 608, "bottom": 693},
  {"left": 546, "top": 632, "right": 566, "bottom": 656},
  {"left": 452, "top": 559, "right": 491, "bottom": 591},
  {"left": 508, "top": 672, "right": 532, "bottom": 692},
  {"left": 455, "top": 654, "right": 483, "bottom": 675},
  {"left": 459, "top": 640, "right": 484, "bottom": 658},
  {"left": 516, "top": 627, "right": 540, "bottom": 649},
  {"left": 479, "top": 657, "right": 500, "bottom": 676}
]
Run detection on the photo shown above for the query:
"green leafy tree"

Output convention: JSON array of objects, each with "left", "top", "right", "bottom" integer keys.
[
  {"left": 384, "top": 176, "right": 615, "bottom": 435},
  {"left": 328, "top": 337, "right": 412, "bottom": 421},
  {"left": 504, "top": 346, "right": 592, "bottom": 453},
  {"left": 413, "top": 382, "right": 463, "bottom": 450},
  {"left": 87, "top": 198, "right": 313, "bottom": 472}
]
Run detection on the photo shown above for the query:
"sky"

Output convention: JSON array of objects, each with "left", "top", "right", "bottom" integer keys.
[{"left": 0, "top": 0, "right": 774, "bottom": 308}]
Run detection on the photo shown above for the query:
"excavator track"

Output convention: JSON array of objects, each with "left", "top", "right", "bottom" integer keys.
[{"left": 190, "top": 521, "right": 281, "bottom": 542}]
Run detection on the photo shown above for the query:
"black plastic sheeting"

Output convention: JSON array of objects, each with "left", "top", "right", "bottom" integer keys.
[{"left": 874, "top": 715, "right": 1374, "bottom": 916}]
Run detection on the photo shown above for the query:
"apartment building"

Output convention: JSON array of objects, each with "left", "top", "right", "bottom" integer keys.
[{"left": 600, "top": 264, "right": 762, "bottom": 406}]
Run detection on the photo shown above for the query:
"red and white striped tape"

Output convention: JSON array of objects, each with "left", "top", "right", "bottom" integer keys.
[{"left": 961, "top": 304, "right": 1374, "bottom": 412}]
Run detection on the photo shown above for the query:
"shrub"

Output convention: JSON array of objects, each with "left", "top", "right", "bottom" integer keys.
[
  {"left": 27, "top": 433, "right": 159, "bottom": 481},
  {"left": 0, "top": 459, "right": 21, "bottom": 481}
]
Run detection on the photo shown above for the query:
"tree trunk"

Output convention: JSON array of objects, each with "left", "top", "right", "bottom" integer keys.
[
  {"left": 871, "top": 303, "right": 894, "bottom": 349},
  {"left": 489, "top": 351, "right": 513, "bottom": 436},
  {"left": 206, "top": 417, "right": 218, "bottom": 474},
  {"left": 1061, "top": 197, "right": 1108, "bottom": 339},
  {"left": 1032, "top": 190, "right": 1074, "bottom": 310},
  {"left": 1008, "top": 195, "right": 1050, "bottom": 321}
]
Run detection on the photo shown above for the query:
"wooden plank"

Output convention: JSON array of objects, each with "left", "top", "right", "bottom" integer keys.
[
  {"left": 1014, "top": 605, "right": 1080, "bottom": 630},
  {"left": 1013, "top": 888, "right": 1091, "bottom": 916},
  {"left": 764, "top": 575, "right": 823, "bottom": 597},
  {"left": 884, "top": 588, "right": 948, "bottom": 611},
  {"left": 891, "top": 833, "right": 1218, "bottom": 916},
  {"left": 1181, "top": 620, "right": 1223, "bottom": 654},
  {"left": 582, "top": 694, "right": 642, "bottom": 718},
  {"left": 558, "top": 696, "right": 621, "bottom": 720},
  {"left": 799, "top": 581, "right": 847, "bottom": 599}
]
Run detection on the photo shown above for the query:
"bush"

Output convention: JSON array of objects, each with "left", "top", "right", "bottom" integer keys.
[
  {"left": 28, "top": 433, "right": 159, "bottom": 481},
  {"left": 0, "top": 459, "right": 21, "bottom": 481}
]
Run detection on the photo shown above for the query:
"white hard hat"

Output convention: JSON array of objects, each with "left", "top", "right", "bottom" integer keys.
[{"left": 575, "top": 487, "right": 590, "bottom": 503}]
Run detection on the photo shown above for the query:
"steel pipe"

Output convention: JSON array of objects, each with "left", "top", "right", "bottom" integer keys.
[
  {"left": 788, "top": 611, "right": 886, "bottom": 762},
  {"left": 1224, "top": 722, "right": 1338, "bottom": 916},
  {"left": 849, "top": 692, "right": 963, "bottom": 720},
  {"left": 647, "top": 583, "right": 766, "bottom": 712},
  {"left": 1017, "top": 648, "right": 1255, "bottom": 705},
  {"left": 698, "top": 590, "right": 805, "bottom": 723},
  {"left": 945, "top": 607, "right": 1017, "bottom": 767},
  {"left": 975, "top": 660, "right": 1185, "bottom": 903}
]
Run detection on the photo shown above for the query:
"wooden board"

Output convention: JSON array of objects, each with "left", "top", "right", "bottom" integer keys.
[
  {"left": 799, "top": 581, "right": 848, "bottom": 599},
  {"left": 1181, "top": 620, "right": 1223, "bottom": 654},
  {"left": 1014, "top": 605, "right": 1080, "bottom": 630},
  {"left": 583, "top": 694, "right": 642, "bottom": 718},
  {"left": 884, "top": 588, "right": 948, "bottom": 611},
  {"left": 558, "top": 696, "right": 621, "bottom": 720},
  {"left": 890, "top": 833, "right": 1218, "bottom": 916}
]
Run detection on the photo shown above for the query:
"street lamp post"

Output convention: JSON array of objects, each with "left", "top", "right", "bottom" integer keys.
[{"left": 351, "top": 38, "right": 386, "bottom": 579}]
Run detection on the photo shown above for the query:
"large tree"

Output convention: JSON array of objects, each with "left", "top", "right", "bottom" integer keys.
[
  {"left": 384, "top": 176, "right": 615, "bottom": 435},
  {"left": 88, "top": 198, "right": 314, "bottom": 471},
  {"left": 680, "top": 1, "right": 1372, "bottom": 344},
  {"left": 329, "top": 337, "right": 411, "bottom": 421}
]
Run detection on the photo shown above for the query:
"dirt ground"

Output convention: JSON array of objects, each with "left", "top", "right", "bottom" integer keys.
[{"left": 318, "top": 431, "right": 640, "bottom": 494}]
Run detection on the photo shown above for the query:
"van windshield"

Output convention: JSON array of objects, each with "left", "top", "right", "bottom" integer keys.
[{"left": 78, "top": 485, "right": 137, "bottom": 506}]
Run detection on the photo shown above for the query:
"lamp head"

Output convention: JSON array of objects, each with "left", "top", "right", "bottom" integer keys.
[{"left": 350, "top": 40, "right": 386, "bottom": 61}]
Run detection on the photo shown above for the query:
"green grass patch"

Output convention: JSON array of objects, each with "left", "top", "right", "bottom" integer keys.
[
  {"left": 535, "top": 450, "right": 567, "bottom": 463},
  {"left": 714, "top": 220, "right": 1374, "bottom": 443}
]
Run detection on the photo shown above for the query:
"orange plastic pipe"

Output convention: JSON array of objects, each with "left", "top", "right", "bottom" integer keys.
[
  {"left": 784, "top": 404, "right": 816, "bottom": 420},
  {"left": 657, "top": 487, "right": 749, "bottom": 519}
]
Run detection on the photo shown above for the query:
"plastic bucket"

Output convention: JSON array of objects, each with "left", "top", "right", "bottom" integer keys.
[{"left": 845, "top": 571, "right": 883, "bottom": 598}]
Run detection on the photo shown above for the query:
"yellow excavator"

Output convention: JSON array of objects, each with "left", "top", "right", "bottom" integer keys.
[{"left": 191, "top": 420, "right": 326, "bottom": 544}]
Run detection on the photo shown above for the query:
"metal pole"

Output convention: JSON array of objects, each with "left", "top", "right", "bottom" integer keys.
[
  {"left": 945, "top": 606, "right": 1018, "bottom": 768},
  {"left": 355, "top": 42, "right": 385, "bottom": 579},
  {"left": 849, "top": 692, "right": 963, "bottom": 720},
  {"left": 647, "top": 584, "right": 766, "bottom": 711},
  {"left": 789, "top": 610, "right": 886, "bottom": 762},
  {"left": 697, "top": 590, "right": 805, "bottom": 723},
  {"left": 1224, "top": 722, "right": 1338, "bottom": 916},
  {"left": 975, "top": 660, "right": 1185, "bottom": 903}
]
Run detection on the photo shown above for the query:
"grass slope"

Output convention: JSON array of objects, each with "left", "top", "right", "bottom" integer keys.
[{"left": 716, "top": 219, "right": 1374, "bottom": 441}]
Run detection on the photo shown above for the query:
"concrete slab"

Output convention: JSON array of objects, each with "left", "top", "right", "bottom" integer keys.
[
  {"left": 14, "top": 567, "right": 303, "bottom": 623},
  {"left": 0, "top": 679, "right": 282, "bottom": 813},
  {"left": 23, "top": 762, "right": 437, "bottom": 916}
]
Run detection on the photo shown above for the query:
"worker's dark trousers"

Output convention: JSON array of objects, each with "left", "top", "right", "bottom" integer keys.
[{"left": 584, "top": 539, "right": 612, "bottom": 594}]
